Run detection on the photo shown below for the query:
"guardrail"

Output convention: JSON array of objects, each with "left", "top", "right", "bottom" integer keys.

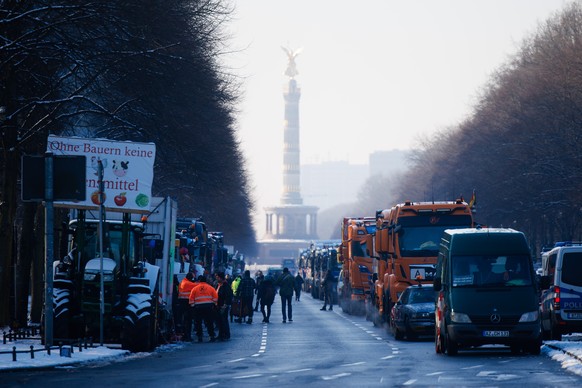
[{"left": 2, "top": 329, "right": 95, "bottom": 362}]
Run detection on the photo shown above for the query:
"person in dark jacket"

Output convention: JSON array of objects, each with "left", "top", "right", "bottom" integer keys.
[
  {"left": 277, "top": 267, "right": 295, "bottom": 323},
  {"left": 259, "top": 275, "right": 277, "bottom": 323},
  {"left": 294, "top": 273, "right": 304, "bottom": 301},
  {"left": 254, "top": 270, "right": 264, "bottom": 312},
  {"left": 215, "top": 272, "right": 233, "bottom": 341},
  {"left": 320, "top": 270, "right": 335, "bottom": 311},
  {"left": 237, "top": 270, "right": 256, "bottom": 324}
]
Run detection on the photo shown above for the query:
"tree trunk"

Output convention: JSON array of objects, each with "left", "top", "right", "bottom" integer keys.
[
  {"left": 30, "top": 206, "right": 44, "bottom": 324},
  {"left": 15, "top": 202, "right": 37, "bottom": 327}
]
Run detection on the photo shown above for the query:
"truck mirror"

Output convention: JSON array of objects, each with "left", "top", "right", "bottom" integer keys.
[{"left": 433, "top": 277, "right": 442, "bottom": 292}]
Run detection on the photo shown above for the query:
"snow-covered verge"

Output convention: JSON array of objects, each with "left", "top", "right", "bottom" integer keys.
[{"left": 0, "top": 327, "right": 190, "bottom": 371}]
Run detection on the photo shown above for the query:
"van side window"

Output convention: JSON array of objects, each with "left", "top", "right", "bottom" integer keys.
[{"left": 562, "top": 252, "right": 582, "bottom": 287}]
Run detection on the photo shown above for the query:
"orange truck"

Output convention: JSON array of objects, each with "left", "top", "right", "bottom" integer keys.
[
  {"left": 371, "top": 200, "right": 474, "bottom": 326},
  {"left": 337, "top": 217, "right": 376, "bottom": 315}
]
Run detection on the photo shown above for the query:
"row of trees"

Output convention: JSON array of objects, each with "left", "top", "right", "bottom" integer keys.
[
  {"left": 0, "top": 1, "right": 256, "bottom": 327},
  {"left": 354, "top": 3, "right": 582, "bottom": 256}
]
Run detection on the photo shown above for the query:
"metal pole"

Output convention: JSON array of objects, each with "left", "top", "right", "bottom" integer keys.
[
  {"left": 44, "top": 152, "right": 54, "bottom": 347},
  {"left": 98, "top": 160, "right": 105, "bottom": 346}
]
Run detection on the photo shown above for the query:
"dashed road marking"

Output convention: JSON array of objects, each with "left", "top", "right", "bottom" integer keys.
[
  {"left": 286, "top": 368, "right": 314, "bottom": 373},
  {"left": 462, "top": 364, "right": 484, "bottom": 369},
  {"left": 228, "top": 358, "right": 246, "bottom": 363},
  {"left": 381, "top": 355, "right": 395, "bottom": 360},
  {"left": 403, "top": 379, "right": 417, "bottom": 385},
  {"left": 322, "top": 372, "right": 351, "bottom": 380},
  {"left": 233, "top": 374, "right": 263, "bottom": 379},
  {"left": 341, "top": 361, "right": 365, "bottom": 367},
  {"left": 426, "top": 371, "right": 444, "bottom": 376}
]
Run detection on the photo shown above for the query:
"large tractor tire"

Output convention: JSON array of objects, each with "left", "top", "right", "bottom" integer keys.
[
  {"left": 52, "top": 275, "right": 74, "bottom": 340},
  {"left": 122, "top": 278, "right": 155, "bottom": 352}
]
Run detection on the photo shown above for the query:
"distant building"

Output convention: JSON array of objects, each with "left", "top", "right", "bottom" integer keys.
[
  {"left": 369, "top": 149, "right": 411, "bottom": 178},
  {"left": 302, "top": 161, "right": 367, "bottom": 211}
]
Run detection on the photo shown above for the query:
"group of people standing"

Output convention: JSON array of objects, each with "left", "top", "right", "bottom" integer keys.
[
  {"left": 176, "top": 266, "right": 309, "bottom": 342},
  {"left": 177, "top": 271, "right": 233, "bottom": 343},
  {"left": 237, "top": 267, "right": 299, "bottom": 324}
]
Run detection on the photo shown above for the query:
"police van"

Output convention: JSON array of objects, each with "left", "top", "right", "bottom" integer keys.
[
  {"left": 540, "top": 242, "right": 582, "bottom": 340},
  {"left": 434, "top": 227, "right": 541, "bottom": 356}
]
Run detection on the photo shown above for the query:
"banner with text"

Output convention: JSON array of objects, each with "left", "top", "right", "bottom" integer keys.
[{"left": 47, "top": 135, "right": 156, "bottom": 213}]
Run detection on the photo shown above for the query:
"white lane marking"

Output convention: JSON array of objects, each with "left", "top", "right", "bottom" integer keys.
[
  {"left": 381, "top": 355, "right": 395, "bottom": 360},
  {"left": 426, "top": 371, "right": 444, "bottom": 376},
  {"left": 341, "top": 361, "right": 365, "bottom": 367},
  {"left": 462, "top": 364, "right": 484, "bottom": 369},
  {"left": 286, "top": 368, "right": 314, "bottom": 373},
  {"left": 200, "top": 384, "right": 219, "bottom": 388},
  {"left": 376, "top": 337, "right": 383, "bottom": 340},
  {"left": 393, "top": 351, "right": 400, "bottom": 354},
  {"left": 392, "top": 347, "right": 399, "bottom": 350},
  {"left": 228, "top": 358, "right": 246, "bottom": 363},
  {"left": 251, "top": 353, "right": 260, "bottom": 357},
  {"left": 322, "top": 373, "right": 351, "bottom": 381},
  {"left": 233, "top": 374, "right": 263, "bottom": 379},
  {"left": 403, "top": 379, "right": 417, "bottom": 385}
]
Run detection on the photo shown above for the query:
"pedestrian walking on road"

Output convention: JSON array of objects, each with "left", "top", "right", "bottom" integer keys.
[
  {"left": 294, "top": 273, "right": 304, "bottom": 301},
  {"left": 259, "top": 275, "right": 277, "bottom": 323},
  {"left": 237, "top": 270, "right": 256, "bottom": 324},
  {"left": 254, "top": 270, "right": 264, "bottom": 312},
  {"left": 277, "top": 267, "right": 295, "bottom": 323},
  {"left": 320, "top": 270, "right": 335, "bottom": 311}
]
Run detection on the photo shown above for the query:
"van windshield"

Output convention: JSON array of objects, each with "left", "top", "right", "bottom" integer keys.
[{"left": 451, "top": 255, "right": 532, "bottom": 287}]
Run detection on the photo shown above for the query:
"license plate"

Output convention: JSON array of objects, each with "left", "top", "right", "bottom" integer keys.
[
  {"left": 567, "top": 312, "right": 582, "bottom": 319},
  {"left": 483, "top": 330, "right": 509, "bottom": 337}
]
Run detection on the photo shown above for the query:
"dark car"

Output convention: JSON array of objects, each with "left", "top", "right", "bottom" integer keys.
[{"left": 390, "top": 284, "right": 435, "bottom": 340}]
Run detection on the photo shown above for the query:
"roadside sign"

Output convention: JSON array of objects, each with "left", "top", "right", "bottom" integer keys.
[{"left": 46, "top": 135, "right": 156, "bottom": 213}]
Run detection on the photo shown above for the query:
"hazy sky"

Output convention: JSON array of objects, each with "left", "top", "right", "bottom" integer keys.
[{"left": 223, "top": 0, "right": 572, "bottom": 237}]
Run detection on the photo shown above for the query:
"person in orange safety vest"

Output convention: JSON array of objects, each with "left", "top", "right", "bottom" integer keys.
[
  {"left": 178, "top": 272, "right": 198, "bottom": 341},
  {"left": 189, "top": 276, "right": 218, "bottom": 342}
]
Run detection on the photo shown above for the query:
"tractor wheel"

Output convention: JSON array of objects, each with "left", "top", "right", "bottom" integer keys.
[
  {"left": 122, "top": 293, "right": 153, "bottom": 352},
  {"left": 52, "top": 281, "right": 72, "bottom": 340}
]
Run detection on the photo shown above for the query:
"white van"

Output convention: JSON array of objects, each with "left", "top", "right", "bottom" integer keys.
[{"left": 540, "top": 242, "right": 582, "bottom": 340}]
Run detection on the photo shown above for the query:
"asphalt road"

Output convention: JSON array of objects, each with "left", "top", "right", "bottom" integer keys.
[{"left": 2, "top": 295, "right": 581, "bottom": 387}]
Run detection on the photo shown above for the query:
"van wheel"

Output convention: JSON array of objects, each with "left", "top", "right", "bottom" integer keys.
[
  {"left": 541, "top": 325, "right": 551, "bottom": 340},
  {"left": 445, "top": 330, "right": 458, "bottom": 356},
  {"left": 525, "top": 337, "right": 542, "bottom": 355},
  {"left": 550, "top": 324, "right": 562, "bottom": 341}
]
